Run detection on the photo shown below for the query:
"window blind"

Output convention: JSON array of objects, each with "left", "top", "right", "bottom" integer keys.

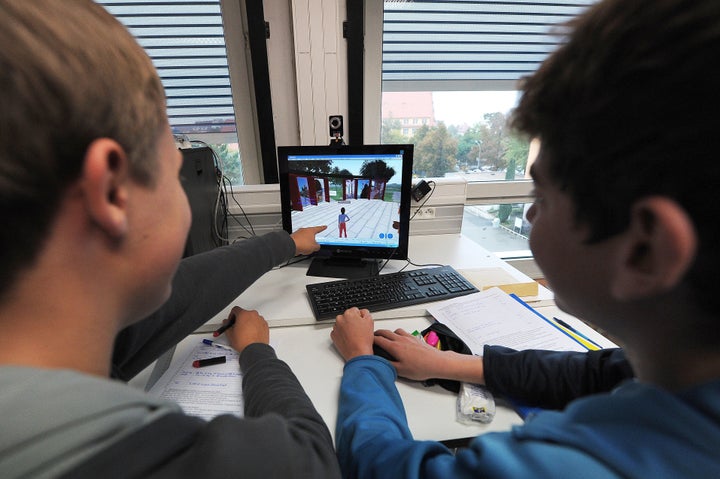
[
  {"left": 97, "top": 0, "right": 236, "bottom": 136},
  {"left": 382, "top": 0, "right": 597, "bottom": 89}
]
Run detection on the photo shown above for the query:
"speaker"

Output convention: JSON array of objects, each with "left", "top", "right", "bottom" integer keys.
[
  {"left": 329, "top": 115, "right": 343, "bottom": 138},
  {"left": 180, "top": 146, "right": 227, "bottom": 257}
]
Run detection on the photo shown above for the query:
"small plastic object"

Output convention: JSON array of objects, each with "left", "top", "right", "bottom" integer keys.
[
  {"left": 456, "top": 383, "right": 496, "bottom": 424},
  {"left": 424, "top": 330, "right": 440, "bottom": 347}
]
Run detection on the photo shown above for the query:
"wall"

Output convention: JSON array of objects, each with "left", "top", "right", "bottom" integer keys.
[{"left": 265, "top": 0, "right": 348, "bottom": 147}]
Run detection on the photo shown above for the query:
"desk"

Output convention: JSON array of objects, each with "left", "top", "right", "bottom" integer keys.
[
  {"left": 193, "top": 234, "right": 555, "bottom": 332},
  {"left": 132, "top": 234, "right": 612, "bottom": 443}
]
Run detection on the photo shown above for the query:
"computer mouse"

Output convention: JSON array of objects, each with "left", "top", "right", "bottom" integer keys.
[{"left": 372, "top": 343, "right": 396, "bottom": 362}]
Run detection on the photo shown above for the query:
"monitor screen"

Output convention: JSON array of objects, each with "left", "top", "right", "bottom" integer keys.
[{"left": 278, "top": 144, "right": 414, "bottom": 278}]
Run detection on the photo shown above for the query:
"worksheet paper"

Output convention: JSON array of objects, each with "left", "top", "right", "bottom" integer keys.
[
  {"left": 426, "top": 288, "right": 587, "bottom": 354},
  {"left": 148, "top": 340, "right": 244, "bottom": 421}
]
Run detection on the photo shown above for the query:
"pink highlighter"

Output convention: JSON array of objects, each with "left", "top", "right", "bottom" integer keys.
[{"left": 424, "top": 330, "right": 440, "bottom": 348}]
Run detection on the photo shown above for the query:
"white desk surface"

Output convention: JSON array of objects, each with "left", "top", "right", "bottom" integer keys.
[
  {"left": 194, "top": 233, "right": 555, "bottom": 332},
  {"left": 132, "top": 234, "right": 614, "bottom": 443}
]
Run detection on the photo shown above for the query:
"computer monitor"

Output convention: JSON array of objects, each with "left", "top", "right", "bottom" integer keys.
[{"left": 278, "top": 144, "right": 414, "bottom": 278}]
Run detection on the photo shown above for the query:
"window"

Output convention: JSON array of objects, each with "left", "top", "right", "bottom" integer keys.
[
  {"left": 367, "top": 0, "right": 596, "bottom": 259},
  {"left": 97, "top": 0, "right": 257, "bottom": 184}
]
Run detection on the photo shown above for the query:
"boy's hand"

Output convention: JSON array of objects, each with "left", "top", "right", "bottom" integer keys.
[
  {"left": 291, "top": 225, "right": 327, "bottom": 255},
  {"left": 331, "top": 308, "right": 375, "bottom": 361},
  {"left": 374, "top": 328, "right": 486, "bottom": 384},
  {"left": 224, "top": 306, "right": 269, "bottom": 353},
  {"left": 373, "top": 328, "right": 447, "bottom": 381}
]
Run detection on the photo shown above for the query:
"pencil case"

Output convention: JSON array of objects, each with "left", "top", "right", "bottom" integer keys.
[{"left": 420, "top": 322, "right": 472, "bottom": 393}]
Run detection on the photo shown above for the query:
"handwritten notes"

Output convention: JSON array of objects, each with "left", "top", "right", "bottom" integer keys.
[
  {"left": 148, "top": 341, "right": 243, "bottom": 421},
  {"left": 426, "top": 288, "right": 587, "bottom": 354}
]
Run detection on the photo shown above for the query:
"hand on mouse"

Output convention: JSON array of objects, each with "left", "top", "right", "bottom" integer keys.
[
  {"left": 374, "top": 328, "right": 486, "bottom": 383},
  {"left": 331, "top": 307, "right": 374, "bottom": 361}
]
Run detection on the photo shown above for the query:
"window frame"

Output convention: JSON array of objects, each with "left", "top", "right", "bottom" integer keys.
[
  {"left": 221, "top": 0, "right": 264, "bottom": 184},
  {"left": 95, "top": 0, "right": 265, "bottom": 184}
]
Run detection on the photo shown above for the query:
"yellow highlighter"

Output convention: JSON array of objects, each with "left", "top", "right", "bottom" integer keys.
[{"left": 552, "top": 317, "right": 602, "bottom": 351}]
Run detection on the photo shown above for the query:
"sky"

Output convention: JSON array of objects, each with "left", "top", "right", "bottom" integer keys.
[{"left": 432, "top": 91, "right": 521, "bottom": 126}]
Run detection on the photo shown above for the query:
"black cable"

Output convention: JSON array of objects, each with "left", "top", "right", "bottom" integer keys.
[
  {"left": 377, "top": 180, "right": 438, "bottom": 274},
  {"left": 277, "top": 254, "right": 313, "bottom": 269},
  {"left": 230, "top": 235, "right": 253, "bottom": 243},
  {"left": 221, "top": 175, "right": 256, "bottom": 237},
  {"left": 406, "top": 257, "right": 444, "bottom": 269},
  {"left": 376, "top": 247, "right": 399, "bottom": 275}
]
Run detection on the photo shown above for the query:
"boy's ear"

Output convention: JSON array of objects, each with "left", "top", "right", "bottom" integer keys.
[
  {"left": 610, "top": 197, "right": 697, "bottom": 300},
  {"left": 80, "top": 138, "right": 130, "bottom": 238}
]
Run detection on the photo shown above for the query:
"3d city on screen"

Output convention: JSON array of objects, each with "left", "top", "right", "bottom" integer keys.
[{"left": 287, "top": 153, "right": 404, "bottom": 249}]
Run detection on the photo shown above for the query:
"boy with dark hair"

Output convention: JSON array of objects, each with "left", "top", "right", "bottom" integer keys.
[
  {"left": 0, "top": 1, "right": 337, "bottom": 477},
  {"left": 330, "top": 0, "right": 720, "bottom": 477}
]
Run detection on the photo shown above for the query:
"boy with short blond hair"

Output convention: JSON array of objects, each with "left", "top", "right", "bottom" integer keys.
[{"left": 0, "top": 2, "right": 337, "bottom": 477}]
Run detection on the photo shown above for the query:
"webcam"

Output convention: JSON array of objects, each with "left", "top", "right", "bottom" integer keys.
[{"left": 329, "top": 115, "right": 344, "bottom": 145}]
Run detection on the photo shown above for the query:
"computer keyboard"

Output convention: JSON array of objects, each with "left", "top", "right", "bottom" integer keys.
[{"left": 306, "top": 265, "right": 479, "bottom": 321}]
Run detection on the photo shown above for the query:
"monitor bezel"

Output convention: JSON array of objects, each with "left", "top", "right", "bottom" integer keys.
[{"left": 277, "top": 143, "right": 414, "bottom": 267}]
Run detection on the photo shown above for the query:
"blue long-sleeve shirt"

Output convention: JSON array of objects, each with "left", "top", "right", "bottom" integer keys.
[{"left": 336, "top": 355, "right": 720, "bottom": 479}]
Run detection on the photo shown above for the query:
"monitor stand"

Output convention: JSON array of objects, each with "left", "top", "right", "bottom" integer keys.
[{"left": 306, "top": 256, "right": 379, "bottom": 279}]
